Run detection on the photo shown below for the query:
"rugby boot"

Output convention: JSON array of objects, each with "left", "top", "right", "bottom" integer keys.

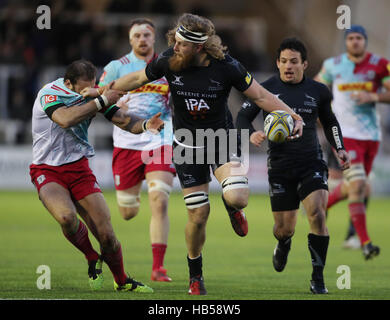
[
  {"left": 272, "top": 238, "right": 291, "bottom": 272},
  {"left": 114, "top": 275, "right": 154, "bottom": 293},
  {"left": 222, "top": 195, "right": 248, "bottom": 237},
  {"left": 310, "top": 280, "right": 328, "bottom": 294},
  {"left": 362, "top": 242, "right": 380, "bottom": 260},
  {"left": 151, "top": 267, "right": 172, "bottom": 282},
  {"left": 88, "top": 257, "right": 104, "bottom": 290},
  {"left": 188, "top": 275, "right": 207, "bottom": 295}
]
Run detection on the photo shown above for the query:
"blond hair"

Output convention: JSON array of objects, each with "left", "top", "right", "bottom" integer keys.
[{"left": 166, "top": 13, "right": 227, "bottom": 60}]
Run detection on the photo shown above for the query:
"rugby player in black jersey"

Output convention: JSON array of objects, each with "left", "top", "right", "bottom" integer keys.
[
  {"left": 83, "top": 14, "right": 304, "bottom": 295},
  {"left": 236, "top": 38, "right": 350, "bottom": 294}
]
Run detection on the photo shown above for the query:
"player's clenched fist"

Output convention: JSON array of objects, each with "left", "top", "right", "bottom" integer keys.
[
  {"left": 336, "top": 149, "right": 351, "bottom": 171},
  {"left": 250, "top": 130, "right": 266, "bottom": 147}
]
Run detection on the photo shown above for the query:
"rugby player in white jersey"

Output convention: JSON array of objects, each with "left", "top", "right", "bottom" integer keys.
[
  {"left": 29, "top": 60, "right": 164, "bottom": 292},
  {"left": 99, "top": 19, "right": 174, "bottom": 282},
  {"left": 315, "top": 25, "right": 390, "bottom": 259}
]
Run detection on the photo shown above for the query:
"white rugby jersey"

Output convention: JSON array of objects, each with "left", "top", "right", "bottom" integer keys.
[{"left": 31, "top": 78, "right": 95, "bottom": 166}]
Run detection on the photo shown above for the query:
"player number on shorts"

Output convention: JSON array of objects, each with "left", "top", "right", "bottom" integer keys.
[{"left": 36, "top": 265, "right": 51, "bottom": 290}]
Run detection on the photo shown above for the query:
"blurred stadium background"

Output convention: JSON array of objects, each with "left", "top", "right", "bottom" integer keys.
[
  {"left": 1, "top": 0, "right": 390, "bottom": 302},
  {"left": 1, "top": 0, "right": 390, "bottom": 193}
]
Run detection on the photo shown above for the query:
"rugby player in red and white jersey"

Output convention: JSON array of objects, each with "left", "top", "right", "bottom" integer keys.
[
  {"left": 315, "top": 25, "right": 390, "bottom": 259},
  {"left": 99, "top": 19, "right": 175, "bottom": 282},
  {"left": 29, "top": 60, "right": 164, "bottom": 292}
]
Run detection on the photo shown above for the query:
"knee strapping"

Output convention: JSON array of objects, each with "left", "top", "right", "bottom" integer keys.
[
  {"left": 147, "top": 179, "right": 172, "bottom": 197},
  {"left": 343, "top": 163, "right": 366, "bottom": 182},
  {"left": 221, "top": 176, "right": 248, "bottom": 193},
  {"left": 116, "top": 190, "right": 140, "bottom": 208},
  {"left": 184, "top": 192, "right": 209, "bottom": 209}
]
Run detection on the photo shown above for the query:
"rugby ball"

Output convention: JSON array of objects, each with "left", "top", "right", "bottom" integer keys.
[{"left": 264, "top": 110, "right": 294, "bottom": 143}]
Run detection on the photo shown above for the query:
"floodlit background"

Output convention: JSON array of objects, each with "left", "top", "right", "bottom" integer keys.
[{"left": 1, "top": 0, "right": 390, "bottom": 192}]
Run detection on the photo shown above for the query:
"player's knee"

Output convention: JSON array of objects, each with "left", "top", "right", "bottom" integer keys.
[
  {"left": 349, "top": 179, "right": 367, "bottom": 198},
  {"left": 116, "top": 190, "right": 140, "bottom": 220},
  {"left": 98, "top": 229, "right": 117, "bottom": 249},
  {"left": 148, "top": 185, "right": 170, "bottom": 215},
  {"left": 344, "top": 164, "right": 366, "bottom": 195},
  {"left": 119, "top": 206, "right": 139, "bottom": 220},
  {"left": 221, "top": 176, "right": 249, "bottom": 209},
  {"left": 58, "top": 212, "right": 78, "bottom": 229},
  {"left": 184, "top": 192, "right": 210, "bottom": 226},
  {"left": 188, "top": 207, "right": 210, "bottom": 227},
  {"left": 148, "top": 180, "right": 172, "bottom": 199},
  {"left": 308, "top": 208, "right": 327, "bottom": 228},
  {"left": 274, "top": 224, "right": 295, "bottom": 239}
]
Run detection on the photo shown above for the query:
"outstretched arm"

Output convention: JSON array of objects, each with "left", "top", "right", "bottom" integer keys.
[
  {"left": 81, "top": 69, "right": 150, "bottom": 98},
  {"left": 242, "top": 79, "right": 304, "bottom": 139}
]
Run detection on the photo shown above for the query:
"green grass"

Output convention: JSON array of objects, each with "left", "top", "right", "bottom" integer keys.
[{"left": 0, "top": 190, "right": 389, "bottom": 300}]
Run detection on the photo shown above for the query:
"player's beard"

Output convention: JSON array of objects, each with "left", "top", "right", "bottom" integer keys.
[{"left": 168, "top": 52, "right": 196, "bottom": 73}]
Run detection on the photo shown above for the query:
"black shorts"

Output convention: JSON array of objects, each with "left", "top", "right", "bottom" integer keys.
[
  {"left": 173, "top": 140, "right": 240, "bottom": 189},
  {"left": 268, "top": 159, "right": 329, "bottom": 211}
]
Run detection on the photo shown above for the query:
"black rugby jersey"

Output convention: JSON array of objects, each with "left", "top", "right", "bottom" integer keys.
[
  {"left": 145, "top": 48, "right": 253, "bottom": 138},
  {"left": 236, "top": 75, "right": 344, "bottom": 168}
]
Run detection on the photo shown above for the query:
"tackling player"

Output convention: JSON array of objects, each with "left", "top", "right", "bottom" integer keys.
[
  {"left": 99, "top": 18, "right": 175, "bottom": 282},
  {"left": 315, "top": 25, "right": 390, "bottom": 259},
  {"left": 83, "top": 13, "right": 304, "bottom": 295},
  {"left": 29, "top": 60, "right": 164, "bottom": 293},
  {"left": 236, "top": 38, "right": 350, "bottom": 294}
]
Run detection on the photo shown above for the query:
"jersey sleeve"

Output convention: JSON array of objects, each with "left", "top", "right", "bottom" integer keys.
[
  {"left": 98, "top": 61, "right": 119, "bottom": 87},
  {"left": 40, "top": 94, "right": 66, "bottom": 119},
  {"left": 317, "top": 58, "right": 334, "bottom": 86},
  {"left": 145, "top": 49, "right": 170, "bottom": 81},
  {"left": 377, "top": 57, "right": 390, "bottom": 84},
  {"left": 225, "top": 56, "right": 254, "bottom": 92},
  {"left": 317, "top": 84, "right": 344, "bottom": 151},
  {"left": 236, "top": 100, "right": 261, "bottom": 136}
]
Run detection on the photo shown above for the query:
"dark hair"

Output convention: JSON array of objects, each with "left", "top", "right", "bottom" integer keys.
[
  {"left": 277, "top": 38, "right": 307, "bottom": 62},
  {"left": 129, "top": 18, "right": 155, "bottom": 33},
  {"left": 64, "top": 60, "right": 96, "bottom": 85}
]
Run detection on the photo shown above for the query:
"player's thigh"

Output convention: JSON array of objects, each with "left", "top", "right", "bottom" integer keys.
[
  {"left": 302, "top": 189, "right": 328, "bottom": 216},
  {"left": 363, "top": 140, "right": 380, "bottom": 175},
  {"left": 112, "top": 147, "right": 145, "bottom": 190},
  {"left": 297, "top": 161, "right": 328, "bottom": 202},
  {"left": 38, "top": 182, "right": 78, "bottom": 226}
]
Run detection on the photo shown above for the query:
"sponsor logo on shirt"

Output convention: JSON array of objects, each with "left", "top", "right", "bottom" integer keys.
[
  {"left": 208, "top": 79, "right": 223, "bottom": 91},
  {"left": 44, "top": 95, "right": 57, "bottom": 104},
  {"left": 304, "top": 93, "right": 317, "bottom": 107},
  {"left": 130, "top": 83, "right": 169, "bottom": 96},
  {"left": 245, "top": 72, "right": 252, "bottom": 85},
  {"left": 337, "top": 82, "right": 373, "bottom": 92},
  {"left": 172, "top": 75, "right": 184, "bottom": 86}
]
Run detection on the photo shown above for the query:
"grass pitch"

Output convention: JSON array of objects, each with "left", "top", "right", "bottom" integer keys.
[{"left": 0, "top": 190, "right": 389, "bottom": 300}]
